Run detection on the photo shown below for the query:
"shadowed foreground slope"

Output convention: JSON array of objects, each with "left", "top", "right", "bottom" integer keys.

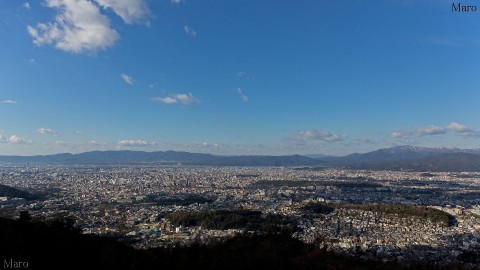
[{"left": 0, "top": 217, "right": 473, "bottom": 270}]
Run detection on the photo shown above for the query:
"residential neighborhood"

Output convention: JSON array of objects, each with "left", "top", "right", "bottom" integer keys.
[{"left": 1, "top": 164, "right": 479, "bottom": 266}]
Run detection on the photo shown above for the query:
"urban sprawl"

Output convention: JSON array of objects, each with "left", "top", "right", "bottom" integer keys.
[{"left": 1, "top": 164, "right": 480, "bottom": 266}]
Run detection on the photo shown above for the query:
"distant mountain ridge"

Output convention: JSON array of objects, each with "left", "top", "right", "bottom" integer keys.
[
  {"left": 0, "top": 150, "right": 218, "bottom": 164},
  {"left": 191, "top": 154, "right": 321, "bottom": 167},
  {"left": 0, "top": 150, "right": 321, "bottom": 167},
  {"left": 345, "top": 152, "right": 480, "bottom": 172},
  {"left": 335, "top": 145, "right": 480, "bottom": 163},
  {"left": 1, "top": 146, "right": 480, "bottom": 171},
  {"left": 322, "top": 145, "right": 480, "bottom": 172}
]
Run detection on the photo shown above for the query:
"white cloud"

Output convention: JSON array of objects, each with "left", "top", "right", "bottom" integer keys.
[
  {"left": 55, "top": 139, "right": 103, "bottom": 146},
  {"left": 392, "top": 122, "right": 480, "bottom": 139},
  {"left": 121, "top": 73, "right": 135, "bottom": 85},
  {"left": 171, "top": 141, "right": 219, "bottom": 149},
  {"left": 151, "top": 97, "right": 177, "bottom": 104},
  {"left": 236, "top": 88, "right": 248, "bottom": 102},
  {"left": 283, "top": 129, "right": 346, "bottom": 149},
  {"left": 296, "top": 129, "right": 346, "bottom": 142},
  {"left": 118, "top": 139, "right": 156, "bottom": 147},
  {"left": 237, "top": 71, "right": 255, "bottom": 80},
  {"left": 8, "top": 135, "right": 32, "bottom": 144},
  {"left": 175, "top": 93, "right": 196, "bottom": 104},
  {"left": 37, "top": 128, "right": 58, "bottom": 135},
  {"left": 390, "top": 131, "right": 407, "bottom": 138},
  {"left": 89, "top": 140, "right": 101, "bottom": 146},
  {"left": 170, "top": 0, "right": 183, "bottom": 4},
  {"left": 446, "top": 122, "right": 480, "bottom": 137},
  {"left": 446, "top": 122, "right": 470, "bottom": 133},
  {"left": 415, "top": 125, "right": 446, "bottom": 136},
  {"left": 22, "top": 2, "right": 31, "bottom": 9},
  {"left": 184, "top": 25, "right": 197, "bottom": 37},
  {"left": 0, "top": 100, "right": 17, "bottom": 104},
  {"left": 94, "top": 0, "right": 151, "bottom": 25},
  {"left": 27, "top": 0, "right": 120, "bottom": 54},
  {"left": 151, "top": 93, "right": 198, "bottom": 105},
  {"left": 72, "top": 130, "right": 83, "bottom": 135}
]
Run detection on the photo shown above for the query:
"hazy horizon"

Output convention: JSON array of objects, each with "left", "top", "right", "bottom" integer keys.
[{"left": 1, "top": 144, "right": 479, "bottom": 159}]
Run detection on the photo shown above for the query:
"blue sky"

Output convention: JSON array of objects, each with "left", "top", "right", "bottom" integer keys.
[{"left": 1, "top": 0, "right": 479, "bottom": 156}]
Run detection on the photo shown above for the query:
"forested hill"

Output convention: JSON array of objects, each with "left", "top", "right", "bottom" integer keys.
[
  {"left": 0, "top": 216, "right": 468, "bottom": 270},
  {"left": 0, "top": 184, "right": 40, "bottom": 200}
]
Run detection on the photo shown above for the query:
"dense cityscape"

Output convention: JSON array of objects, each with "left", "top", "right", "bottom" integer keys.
[
  {"left": 1, "top": 164, "right": 479, "bottom": 267},
  {"left": 1, "top": 1, "right": 478, "bottom": 269}
]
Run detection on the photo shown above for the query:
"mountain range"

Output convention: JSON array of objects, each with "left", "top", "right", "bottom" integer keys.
[{"left": 1, "top": 145, "right": 480, "bottom": 172}]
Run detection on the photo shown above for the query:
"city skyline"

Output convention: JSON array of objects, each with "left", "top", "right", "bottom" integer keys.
[{"left": 1, "top": 0, "right": 479, "bottom": 156}]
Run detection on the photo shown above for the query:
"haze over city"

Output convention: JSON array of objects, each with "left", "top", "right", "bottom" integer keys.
[{"left": 1, "top": 0, "right": 479, "bottom": 156}]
